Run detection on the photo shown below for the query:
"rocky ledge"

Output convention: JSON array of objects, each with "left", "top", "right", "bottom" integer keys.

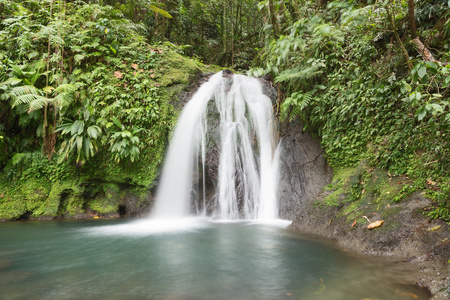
[{"left": 278, "top": 121, "right": 449, "bottom": 300}]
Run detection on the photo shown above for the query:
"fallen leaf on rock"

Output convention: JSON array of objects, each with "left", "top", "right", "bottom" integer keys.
[
  {"left": 367, "top": 220, "right": 384, "bottom": 229},
  {"left": 399, "top": 292, "right": 418, "bottom": 299},
  {"left": 351, "top": 220, "right": 357, "bottom": 227},
  {"left": 427, "top": 225, "right": 441, "bottom": 231},
  {"left": 114, "top": 71, "right": 122, "bottom": 79}
]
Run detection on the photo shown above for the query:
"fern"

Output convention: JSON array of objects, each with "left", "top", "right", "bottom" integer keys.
[
  {"left": 280, "top": 90, "right": 314, "bottom": 122},
  {"left": 275, "top": 60, "right": 326, "bottom": 85}
]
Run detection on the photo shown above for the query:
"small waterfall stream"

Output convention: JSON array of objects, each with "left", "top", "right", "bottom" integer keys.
[{"left": 152, "top": 71, "right": 280, "bottom": 220}]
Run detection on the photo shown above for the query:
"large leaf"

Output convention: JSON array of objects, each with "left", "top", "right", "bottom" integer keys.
[
  {"left": 148, "top": 5, "right": 173, "bottom": 18},
  {"left": 87, "top": 125, "right": 101, "bottom": 139},
  {"left": 71, "top": 120, "right": 85, "bottom": 136}
]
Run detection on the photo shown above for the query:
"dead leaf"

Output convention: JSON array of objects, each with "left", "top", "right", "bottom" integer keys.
[
  {"left": 114, "top": 71, "right": 123, "bottom": 79},
  {"left": 131, "top": 63, "right": 138, "bottom": 70},
  {"left": 150, "top": 74, "right": 155, "bottom": 78},
  {"left": 427, "top": 225, "right": 441, "bottom": 231},
  {"left": 351, "top": 220, "right": 357, "bottom": 227},
  {"left": 399, "top": 292, "right": 418, "bottom": 299},
  {"left": 426, "top": 179, "right": 437, "bottom": 186},
  {"left": 43, "top": 86, "right": 55, "bottom": 93},
  {"left": 367, "top": 220, "right": 384, "bottom": 229}
]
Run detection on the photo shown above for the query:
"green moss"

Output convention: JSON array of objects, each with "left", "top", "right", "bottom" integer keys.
[
  {"left": 315, "top": 162, "right": 432, "bottom": 225},
  {"left": 33, "top": 180, "right": 84, "bottom": 217},
  {"left": 88, "top": 184, "right": 120, "bottom": 214},
  {"left": 159, "top": 51, "right": 220, "bottom": 87}
]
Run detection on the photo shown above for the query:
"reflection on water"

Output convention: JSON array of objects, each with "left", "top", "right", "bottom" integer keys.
[{"left": 0, "top": 219, "right": 429, "bottom": 300}]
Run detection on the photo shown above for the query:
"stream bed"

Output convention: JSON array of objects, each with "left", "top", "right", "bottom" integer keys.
[{"left": 0, "top": 219, "right": 429, "bottom": 300}]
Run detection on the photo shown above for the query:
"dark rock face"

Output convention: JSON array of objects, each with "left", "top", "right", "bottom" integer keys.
[
  {"left": 258, "top": 75, "right": 278, "bottom": 105},
  {"left": 175, "top": 72, "right": 215, "bottom": 109},
  {"left": 277, "top": 120, "right": 333, "bottom": 220}
]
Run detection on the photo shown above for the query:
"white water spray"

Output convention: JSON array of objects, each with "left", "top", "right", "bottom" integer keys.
[{"left": 152, "top": 71, "right": 280, "bottom": 220}]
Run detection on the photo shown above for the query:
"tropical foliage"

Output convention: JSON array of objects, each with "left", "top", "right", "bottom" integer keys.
[
  {"left": 252, "top": 0, "right": 449, "bottom": 222},
  {"left": 0, "top": 0, "right": 449, "bottom": 222}
]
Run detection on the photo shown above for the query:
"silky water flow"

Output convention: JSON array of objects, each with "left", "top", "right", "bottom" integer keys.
[{"left": 151, "top": 71, "right": 281, "bottom": 220}]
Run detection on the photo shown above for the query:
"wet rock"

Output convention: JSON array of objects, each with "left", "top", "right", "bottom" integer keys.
[
  {"left": 174, "top": 72, "right": 215, "bottom": 109},
  {"left": 277, "top": 120, "right": 333, "bottom": 220},
  {"left": 222, "top": 69, "right": 234, "bottom": 78}
]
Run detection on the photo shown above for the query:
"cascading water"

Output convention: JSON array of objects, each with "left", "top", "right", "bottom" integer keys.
[{"left": 152, "top": 71, "right": 280, "bottom": 220}]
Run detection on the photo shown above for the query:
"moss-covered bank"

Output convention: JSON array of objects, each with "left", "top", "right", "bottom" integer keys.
[{"left": 0, "top": 51, "right": 219, "bottom": 222}]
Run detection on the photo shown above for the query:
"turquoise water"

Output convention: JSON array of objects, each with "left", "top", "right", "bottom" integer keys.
[{"left": 0, "top": 219, "right": 428, "bottom": 300}]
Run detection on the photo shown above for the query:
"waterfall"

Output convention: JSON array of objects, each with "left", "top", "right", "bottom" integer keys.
[{"left": 152, "top": 71, "right": 280, "bottom": 220}]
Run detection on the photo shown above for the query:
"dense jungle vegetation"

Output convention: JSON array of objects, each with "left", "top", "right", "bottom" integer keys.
[{"left": 0, "top": 0, "right": 449, "bottom": 222}]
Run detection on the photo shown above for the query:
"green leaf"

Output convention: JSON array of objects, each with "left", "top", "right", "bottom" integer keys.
[
  {"left": 112, "top": 117, "right": 122, "bottom": 129},
  {"left": 418, "top": 66, "right": 427, "bottom": 79},
  {"left": 417, "top": 106, "right": 427, "bottom": 121},
  {"left": 71, "top": 120, "right": 85, "bottom": 136},
  {"left": 425, "top": 61, "right": 438, "bottom": 74},
  {"left": 403, "top": 82, "right": 411, "bottom": 93},
  {"left": 149, "top": 5, "right": 173, "bottom": 18},
  {"left": 76, "top": 135, "right": 83, "bottom": 152},
  {"left": 87, "top": 126, "right": 100, "bottom": 139},
  {"left": 430, "top": 103, "right": 443, "bottom": 114}
]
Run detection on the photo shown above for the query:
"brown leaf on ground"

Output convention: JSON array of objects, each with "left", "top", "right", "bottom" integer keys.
[
  {"left": 114, "top": 71, "right": 122, "bottom": 79},
  {"left": 399, "top": 292, "right": 418, "bottom": 299},
  {"left": 131, "top": 63, "right": 138, "bottom": 70},
  {"left": 351, "top": 220, "right": 357, "bottom": 227}
]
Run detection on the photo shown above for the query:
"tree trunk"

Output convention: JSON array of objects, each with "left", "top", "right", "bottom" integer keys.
[
  {"left": 387, "top": 6, "right": 413, "bottom": 71},
  {"left": 408, "top": 0, "right": 417, "bottom": 39},
  {"left": 268, "top": 0, "right": 279, "bottom": 38}
]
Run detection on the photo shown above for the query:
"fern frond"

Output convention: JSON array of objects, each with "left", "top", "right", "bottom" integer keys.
[
  {"left": 8, "top": 85, "right": 41, "bottom": 98},
  {"left": 275, "top": 63, "right": 325, "bottom": 84},
  {"left": 11, "top": 93, "right": 45, "bottom": 107},
  {"left": 28, "top": 97, "right": 52, "bottom": 111}
]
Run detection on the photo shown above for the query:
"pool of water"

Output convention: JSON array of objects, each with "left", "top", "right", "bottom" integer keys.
[{"left": 0, "top": 218, "right": 429, "bottom": 300}]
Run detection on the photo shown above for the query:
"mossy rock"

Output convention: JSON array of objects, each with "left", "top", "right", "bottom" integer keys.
[
  {"left": 88, "top": 184, "right": 121, "bottom": 214},
  {"left": 33, "top": 180, "right": 84, "bottom": 218},
  {"left": 159, "top": 51, "right": 219, "bottom": 87}
]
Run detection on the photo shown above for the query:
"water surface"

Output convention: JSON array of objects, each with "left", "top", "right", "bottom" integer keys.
[{"left": 0, "top": 219, "right": 428, "bottom": 300}]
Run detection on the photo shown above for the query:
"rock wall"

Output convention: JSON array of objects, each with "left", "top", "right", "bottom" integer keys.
[{"left": 277, "top": 120, "right": 333, "bottom": 220}]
